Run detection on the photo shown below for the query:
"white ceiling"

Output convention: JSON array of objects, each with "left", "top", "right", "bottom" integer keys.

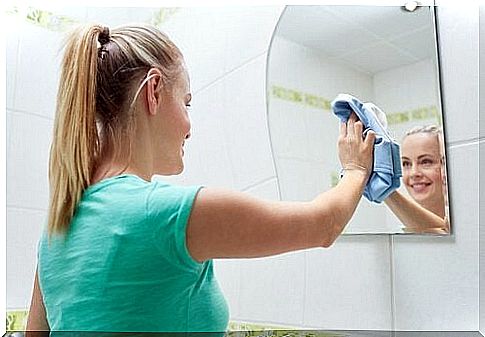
[{"left": 275, "top": 5, "right": 437, "bottom": 75}]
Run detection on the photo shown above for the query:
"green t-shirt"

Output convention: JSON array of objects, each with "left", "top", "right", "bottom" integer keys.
[{"left": 38, "top": 174, "right": 229, "bottom": 333}]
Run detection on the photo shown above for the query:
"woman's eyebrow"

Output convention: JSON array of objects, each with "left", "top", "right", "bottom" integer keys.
[{"left": 417, "top": 154, "right": 437, "bottom": 160}]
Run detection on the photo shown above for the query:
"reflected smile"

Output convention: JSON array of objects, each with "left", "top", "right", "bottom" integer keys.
[{"left": 410, "top": 182, "right": 431, "bottom": 193}]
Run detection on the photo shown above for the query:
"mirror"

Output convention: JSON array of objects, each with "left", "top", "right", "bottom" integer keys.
[{"left": 267, "top": 5, "right": 451, "bottom": 235}]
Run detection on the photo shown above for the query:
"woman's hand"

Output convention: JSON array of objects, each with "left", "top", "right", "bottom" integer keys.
[{"left": 338, "top": 112, "right": 375, "bottom": 180}]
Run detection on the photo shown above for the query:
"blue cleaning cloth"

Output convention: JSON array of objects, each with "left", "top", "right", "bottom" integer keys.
[{"left": 331, "top": 93, "right": 402, "bottom": 203}]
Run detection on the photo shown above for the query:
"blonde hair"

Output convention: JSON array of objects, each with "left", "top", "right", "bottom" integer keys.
[
  {"left": 404, "top": 124, "right": 442, "bottom": 137},
  {"left": 48, "top": 23, "right": 183, "bottom": 235},
  {"left": 403, "top": 124, "right": 445, "bottom": 161}
]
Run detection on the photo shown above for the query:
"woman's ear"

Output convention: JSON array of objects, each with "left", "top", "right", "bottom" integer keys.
[{"left": 146, "top": 68, "right": 163, "bottom": 116}]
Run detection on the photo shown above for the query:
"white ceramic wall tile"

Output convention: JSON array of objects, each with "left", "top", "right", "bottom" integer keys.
[
  {"left": 7, "top": 207, "right": 47, "bottom": 309},
  {"left": 480, "top": 9, "right": 485, "bottom": 333},
  {"left": 393, "top": 142, "right": 479, "bottom": 330},
  {"left": 210, "top": 180, "right": 281, "bottom": 321},
  {"left": 482, "top": 6, "right": 485, "bottom": 141},
  {"left": 36, "top": 5, "right": 88, "bottom": 22},
  {"left": 480, "top": 140, "right": 485, "bottom": 332},
  {"left": 161, "top": 7, "right": 282, "bottom": 94},
  {"left": 159, "top": 7, "right": 232, "bottom": 94},
  {"left": 303, "top": 236, "right": 392, "bottom": 330},
  {"left": 436, "top": 6, "right": 479, "bottom": 144},
  {"left": 180, "top": 77, "right": 235, "bottom": 189},
  {"left": 85, "top": 7, "right": 155, "bottom": 27},
  {"left": 14, "top": 21, "right": 62, "bottom": 118},
  {"left": 7, "top": 112, "right": 53, "bottom": 210},
  {"left": 220, "top": 55, "right": 276, "bottom": 191},
  {"left": 213, "top": 259, "right": 241, "bottom": 320},
  {"left": 238, "top": 252, "right": 306, "bottom": 326},
  {"left": 7, "top": 111, "right": 13, "bottom": 160},
  {"left": 6, "top": 15, "right": 19, "bottom": 110},
  {"left": 243, "top": 177, "right": 279, "bottom": 201},
  {"left": 220, "top": 6, "right": 284, "bottom": 74}
]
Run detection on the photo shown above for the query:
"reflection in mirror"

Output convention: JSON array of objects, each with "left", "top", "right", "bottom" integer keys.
[{"left": 267, "top": 5, "right": 450, "bottom": 235}]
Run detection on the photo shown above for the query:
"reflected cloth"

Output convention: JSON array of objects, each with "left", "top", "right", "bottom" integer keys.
[{"left": 331, "top": 93, "right": 402, "bottom": 203}]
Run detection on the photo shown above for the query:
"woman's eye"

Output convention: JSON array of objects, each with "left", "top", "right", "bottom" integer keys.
[{"left": 402, "top": 161, "right": 411, "bottom": 168}]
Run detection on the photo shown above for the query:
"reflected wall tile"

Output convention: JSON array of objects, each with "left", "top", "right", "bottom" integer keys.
[
  {"left": 7, "top": 112, "right": 53, "bottom": 211},
  {"left": 7, "top": 207, "right": 47, "bottom": 309},
  {"left": 221, "top": 55, "right": 276, "bottom": 191},
  {"left": 436, "top": 6, "right": 479, "bottom": 144},
  {"left": 238, "top": 252, "right": 306, "bottom": 326},
  {"left": 276, "top": 158, "right": 327, "bottom": 202},
  {"left": 304, "top": 236, "right": 392, "bottom": 330},
  {"left": 268, "top": 100, "right": 309, "bottom": 160},
  {"left": 213, "top": 259, "right": 241, "bottom": 320},
  {"left": 304, "top": 109, "right": 340, "bottom": 162},
  {"left": 6, "top": 15, "right": 19, "bottom": 110},
  {"left": 393, "top": 142, "right": 479, "bottom": 330},
  {"left": 14, "top": 22, "right": 62, "bottom": 119}
]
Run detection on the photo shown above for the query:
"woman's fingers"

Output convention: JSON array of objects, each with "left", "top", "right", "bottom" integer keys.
[
  {"left": 354, "top": 120, "right": 363, "bottom": 140},
  {"left": 349, "top": 111, "right": 358, "bottom": 122},
  {"left": 365, "top": 130, "right": 376, "bottom": 147},
  {"left": 347, "top": 116, "right": 355, "bottom": 137},
  {"left": 340, "top": 121, "right": 347, "bottom": 138}
]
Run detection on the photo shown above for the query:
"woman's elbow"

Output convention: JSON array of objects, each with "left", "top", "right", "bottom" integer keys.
[{"left": 321, "top": 234, "right": 338, "bottom": 248}]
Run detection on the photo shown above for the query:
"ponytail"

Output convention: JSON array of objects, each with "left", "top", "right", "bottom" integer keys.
[
  {"left": 47, "top": 23, "right": 183, "bottom": 235},
  {"left": 47, "top": 25, "right": 103, "bottom": 235}
]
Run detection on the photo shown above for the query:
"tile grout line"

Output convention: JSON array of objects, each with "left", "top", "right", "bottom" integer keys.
[
  {"left": 241, "top": 176, "right": 277, "bottom": 193},
  {"left": 193, "top": 51, "right": 267, "bottom": 97},
  {"left": 389, "top": 235, "right": 397, "bottom": 332},
  {"left": 7, "top": 205, "right": 47, "bottom": 213},
  {"left": 7, "top": 109, "right": 54, "bottom": 122}
]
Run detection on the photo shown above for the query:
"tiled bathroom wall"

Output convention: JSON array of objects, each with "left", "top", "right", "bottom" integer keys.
[
  {"left": 478, "top": 4, "right": 485, "bottom": 336},
  {"left": 392, "top": 4, "right": 480, "bottom": 330},
  {"left": 5, "top": 4, "right": 482, "bottom": 332}
]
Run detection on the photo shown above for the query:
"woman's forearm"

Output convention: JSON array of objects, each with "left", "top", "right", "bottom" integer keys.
[
  {"left": 384, "top": 190, "right": 448, "bottom": 233},
  {"left": 311, "top": 169, "right": 368, "bottom": 246}
]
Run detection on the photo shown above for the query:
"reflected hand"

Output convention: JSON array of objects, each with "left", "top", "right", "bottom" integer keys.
[{"left": 337, "top": 112, "right": 376, "bottom": 179}]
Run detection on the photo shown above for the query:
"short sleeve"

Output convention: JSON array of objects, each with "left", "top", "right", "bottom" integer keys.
[{"left": 147, "top": 182, "right": 204, "bottom": 271}]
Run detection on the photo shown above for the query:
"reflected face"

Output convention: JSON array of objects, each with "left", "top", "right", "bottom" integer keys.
[
  {"left": 153, "top": 66, "right": 192, "bottom": 175},
  {"left": 401, "top": 133, "right": 444, "bottom": 208}
]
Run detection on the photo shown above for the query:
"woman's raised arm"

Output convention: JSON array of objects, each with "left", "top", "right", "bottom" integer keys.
[{"left": 187, "top": 116, "right": 376, "bottom": 262}]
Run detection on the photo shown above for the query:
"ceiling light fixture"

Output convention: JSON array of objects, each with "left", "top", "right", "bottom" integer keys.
[{"left": 402, "top": 1, "right": 420, "bottom": 12}]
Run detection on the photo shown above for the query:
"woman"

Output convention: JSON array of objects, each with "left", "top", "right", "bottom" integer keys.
[
  {"left": 385, "top": 125, "right": 449, "bottom": 234},
  {"left": 26, "top": 23, "right": 375, "bottom": 334}
]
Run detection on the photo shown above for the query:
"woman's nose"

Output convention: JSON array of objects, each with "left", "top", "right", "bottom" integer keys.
[
  {"left": 409, "top": 164, "right": 422, "bottom": 177},
  {"left": 185, "top": 132, "right": 191, "bottom": 140}
]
